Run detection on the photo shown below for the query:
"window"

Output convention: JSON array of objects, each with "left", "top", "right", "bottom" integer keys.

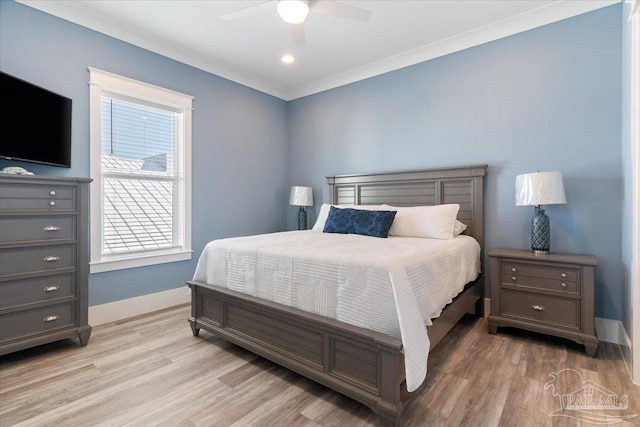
[{"left": 89, "top": 68, "right": 193, "bottom": 273}]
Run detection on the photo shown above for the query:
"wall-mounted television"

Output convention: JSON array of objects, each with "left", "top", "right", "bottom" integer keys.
[{"left": 0, "top": 71, "right": 72, "bottom": 168}]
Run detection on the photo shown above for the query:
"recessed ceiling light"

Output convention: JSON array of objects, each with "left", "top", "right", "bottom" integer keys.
[{"left": 281, "top": 54, "right": 295, "bottom": 64}]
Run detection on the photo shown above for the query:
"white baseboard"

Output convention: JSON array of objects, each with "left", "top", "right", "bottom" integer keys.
[
  {"left": 620, "top": 323, "right": 634, "bottom": 382},
  {"left": 89, "top": 286, "right": 190, "bottom": 326},
  {"left": 595, "top": 317, "right": 624, "bottom": 344},
  {"left": 594, "top": 317, "right": 628, "bottom": 345},
  {"left": 595, "top": 317, "right": 633, "bottom": 382}
]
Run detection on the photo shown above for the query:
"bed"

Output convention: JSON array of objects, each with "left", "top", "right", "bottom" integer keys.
[{"left": 187, "top": 164, "right": 487, "bottom": 424}]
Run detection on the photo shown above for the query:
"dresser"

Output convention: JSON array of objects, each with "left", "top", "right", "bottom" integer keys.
[
  {"left": 0, "top": 175, "right": 91, "bottom": 355},
  {"left": 487, "top": 248, "right": 598, "bottom": 357}
]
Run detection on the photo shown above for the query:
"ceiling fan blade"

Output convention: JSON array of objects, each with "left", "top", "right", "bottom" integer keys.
[
  {"left": 219, "top": 1, "right": 276, "bottom": 21},
  {"left": 310, "top": 1, "right": 372, "bottom": 22},
  {"left": 292, "top": 23, "right": 306, "bottom": 47}
]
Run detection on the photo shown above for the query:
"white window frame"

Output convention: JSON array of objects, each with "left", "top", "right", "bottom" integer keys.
[
  {"left": 629, "top": 0, "right": 640, "bottom": 385},
  {"left": 89, "top": 68, "right": 193, "bottom": 273}
]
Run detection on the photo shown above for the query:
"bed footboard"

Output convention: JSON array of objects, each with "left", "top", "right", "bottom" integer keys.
[{"left": 187, "top": 279, "right": 406, "bottom": 423}]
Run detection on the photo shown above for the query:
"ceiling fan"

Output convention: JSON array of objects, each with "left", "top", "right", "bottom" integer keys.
[{"left": 219, "top": 0, "right": 373, "bottom": 46}]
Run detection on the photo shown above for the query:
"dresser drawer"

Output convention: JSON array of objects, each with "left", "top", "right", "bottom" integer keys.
[
  {"left": 0, "top": 245, "right": 75, "bottom": 277},
  {"left": 0, "top": 274, "right": 75, "bottom": 309},
  {"left": 0, "top": 302, "right": 75, "bottom": 343},
  {"left": 501, "top": 289, "right": 580, "bottom": 329},
  {"left": 0, "top": 216, "right": 76, "bottom": 244},
  {"left": 0, "top": 185, "right": 75, "bottom": 212}
]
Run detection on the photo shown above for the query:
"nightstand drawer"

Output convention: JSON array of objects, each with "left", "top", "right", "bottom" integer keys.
[
  {"left": 0, "top": 274, "right": 75, "bottom": 309},
  {"left": 0, "top": 302, "right": 75, "bottom": 343},
  {"left": 0, "top": 216, "right": 76, "bottom": 244},
  {"left": 501, "top": 289, "right": 580, "bottom": 329},
  {"left": 502, "top": 273, "right": 579, "bottom": 294},
  {"left": 502, "top": 262, "right": 578, "bottom": 281}
]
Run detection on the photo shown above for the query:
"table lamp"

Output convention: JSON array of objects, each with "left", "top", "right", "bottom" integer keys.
[
  {"left": 289, "top": 186, "right": 313, "bottom": 230},
  {"left": 515, "top": 171, "right": 566, "bottom": 254}
]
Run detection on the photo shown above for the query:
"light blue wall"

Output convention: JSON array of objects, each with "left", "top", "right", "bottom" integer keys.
[
  {"left": 1, "top": 1, "right": 625, "bottom": 321},
  {"left": 287, "top": 5, "right": 623, "bottom": 320},
  {"left": 0, "top": 1, "right": 289, "bottom": 305},
  {"left": 620, "top": 1, "right": 633, "bottom": 333}
]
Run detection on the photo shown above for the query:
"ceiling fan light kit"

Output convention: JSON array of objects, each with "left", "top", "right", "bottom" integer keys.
[
  {"left": 219, "top": 0, "right": 372, "bottom": 48},
  {"left": 277, "top": 0, "right": 310, "bottom": 24}
]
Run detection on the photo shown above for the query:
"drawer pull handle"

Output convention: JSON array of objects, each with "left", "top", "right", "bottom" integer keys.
[
  {"left": 44, "top": 256, "right": 60, "bottom": 262},
  {"left": 561, "top": 282, "right": 567, "bottom": 288},
  {"left": 511, "top": 276, "right": 517, "bottom": 281},
  {"left": 511, "top": 267, "right": 517, "bottom": 272},
  {"left": 49, "top": 190, "right": 56, "bottom": 196},
  {"left": 44, "top": 226, "right": 61, "bottom": 232},
  {"left": 44, "top": 286, "right": 60, "bottom": 292},
  {"left": 531, "top": 304, "right": 546, "bottom": 312},
  {"left": 43, "top": 315, "right": 59, "bottom": 322},
  {"left": 561, "top": 273, "right": 567, "bottom": 278},
  {"left": 49, "top": 201, "right": 56, "bottom": 207}
]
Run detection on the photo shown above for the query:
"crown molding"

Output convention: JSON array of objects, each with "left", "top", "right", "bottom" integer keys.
[
  {"left": 284, "top": 0, "right": 620, "bottom": 100},
  {"left": 18, "top": 0, "right": 619, "bottom": 102},
  {"left": 17, "top": 0, "right": 291, "bottom": 99}
]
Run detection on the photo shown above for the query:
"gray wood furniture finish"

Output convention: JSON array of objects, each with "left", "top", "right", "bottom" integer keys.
[
  {"left": 487, "top": 248, "right": 598, "bottom": 357},
  {"left": 188, "top": 164, "right": 487, "bottom": 424},
  {"left": 0, "top": 175, "right": 91, "bottom": 355}
]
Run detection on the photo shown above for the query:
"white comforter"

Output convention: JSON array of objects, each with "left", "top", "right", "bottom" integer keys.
[{"left": 192, "top": 230, "right": 480, "bottom": 391}]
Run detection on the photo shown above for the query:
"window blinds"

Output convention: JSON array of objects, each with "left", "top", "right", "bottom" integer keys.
[{"left": 100, "top": 94, "right": 184, "bottom": 255}]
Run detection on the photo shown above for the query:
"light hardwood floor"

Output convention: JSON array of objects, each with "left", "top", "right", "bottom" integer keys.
[{"left": 1, "top": 304, "right": 638, "bottom": 427}]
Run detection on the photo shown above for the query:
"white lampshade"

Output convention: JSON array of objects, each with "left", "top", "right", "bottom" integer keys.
[
  {"left": 515, "top": 171, "right": 567, "bottom": 206},
  {"left": 289, "top": 186, "right": 313, "bottom": 206},
  {"left": 277, "top": 0, "right": 309, "bottom": 24}
]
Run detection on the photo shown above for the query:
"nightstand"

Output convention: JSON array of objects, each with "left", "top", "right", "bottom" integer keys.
[{"left": 487, "top": 248, "right": 598, "bottom": 357}]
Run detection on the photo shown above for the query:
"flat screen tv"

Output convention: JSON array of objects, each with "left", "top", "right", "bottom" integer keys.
[{"left": 0, "top": 71, "right": 72, "bottom": 168}]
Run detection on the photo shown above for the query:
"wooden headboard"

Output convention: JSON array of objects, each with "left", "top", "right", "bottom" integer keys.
[{"left": 327, "top": 164, "right": 487, "bottom": 249}]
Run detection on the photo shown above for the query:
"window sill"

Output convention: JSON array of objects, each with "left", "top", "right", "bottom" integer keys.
[{"left": 90, "top": 250, "right": 193, "bottom": 274}]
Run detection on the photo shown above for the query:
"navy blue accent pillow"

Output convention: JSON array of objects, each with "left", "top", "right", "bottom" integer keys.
[{"left": 323, "top": 207, "right": 397, "bottom": 238}]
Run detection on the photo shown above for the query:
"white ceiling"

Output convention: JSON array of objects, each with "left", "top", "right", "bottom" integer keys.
[{"left": 18, "top": 0, "right": 617, "bottom": 101}]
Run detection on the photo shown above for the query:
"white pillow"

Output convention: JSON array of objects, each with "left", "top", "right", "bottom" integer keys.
[
  {"left": 312, "top": 203, "right": 381, "bottom": 231},
  {"left": 380, "top": 204, "right": 460, "bottom": 240},
  {"left": 454, "top": 220, "right": 467, "bottom": 236}
]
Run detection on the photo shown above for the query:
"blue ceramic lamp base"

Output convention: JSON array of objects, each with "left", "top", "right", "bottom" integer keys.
[
  {"left": 297, "top": 206, "right": 307, "bottom": 230},
  {"left": 531, "top": 206, "right": 550, "bottom": 255}
]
